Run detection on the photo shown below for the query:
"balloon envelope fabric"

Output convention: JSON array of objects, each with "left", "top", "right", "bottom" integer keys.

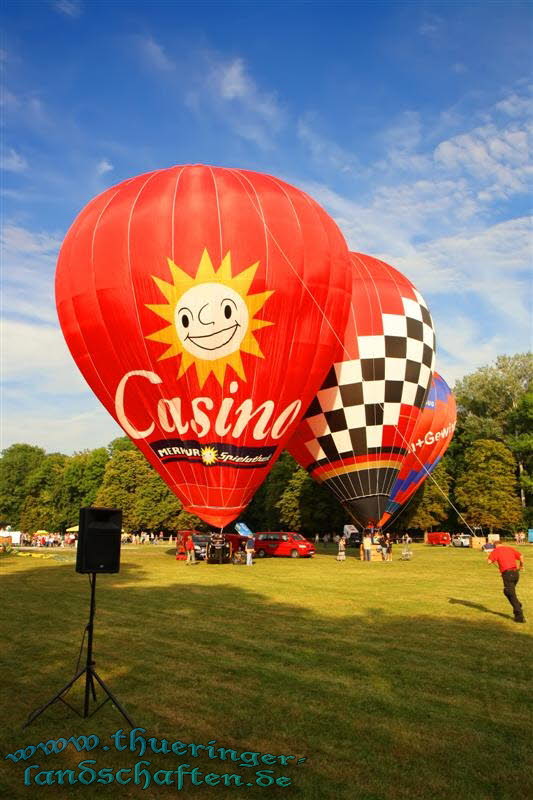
[
  {"left": 55, "top": 164, "right": 352, "bottom": 528},
  {"left": 288, "top": 252, "right": 436, "bottom": 528},
  {"left": 378, "top": 372, "right": 456, "bottom": 528}
]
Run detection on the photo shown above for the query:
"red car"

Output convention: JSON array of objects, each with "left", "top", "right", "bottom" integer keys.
[{"left": 254, "top": 532, "right": 315, "bottom": 558}]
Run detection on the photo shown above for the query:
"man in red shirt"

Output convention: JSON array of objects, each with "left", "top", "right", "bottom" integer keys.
[
  {"left": 487, "top": 540, "right": 525, "bottom": 623},
  {"left": 185, "top": 535, "right": 196, "bottom": 565}
]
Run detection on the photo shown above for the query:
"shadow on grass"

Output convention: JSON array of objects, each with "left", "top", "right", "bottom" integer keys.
[
  {"left": 1, "top": 560, "right": 531, "bottom": 800},
  {"left": 448, "top": 597, "right": 512, "bottom": 620}
]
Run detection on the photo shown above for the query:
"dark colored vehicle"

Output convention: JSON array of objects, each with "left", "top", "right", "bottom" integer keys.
[
  {"left": 254, "top": 532, "right": 315, "bottom": 558},
  {"left": 190, "top": 534, "right": 211, "bottom": 560},
  {"left": 206, "top": 532, "right": 231, "bottom": 564}
]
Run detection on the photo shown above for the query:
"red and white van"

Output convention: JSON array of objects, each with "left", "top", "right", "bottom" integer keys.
[{"left": 427, "top": 531, "right": 451, "bottom": 546}]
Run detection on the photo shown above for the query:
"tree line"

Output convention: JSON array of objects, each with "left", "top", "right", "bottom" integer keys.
[{"left": 1, "top": 354, "right": 531, "bottom": 536}]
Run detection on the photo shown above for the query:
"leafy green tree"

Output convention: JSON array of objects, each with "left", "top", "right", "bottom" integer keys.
[
  {"left": 108, "top": 436, "right": 137, "bottom": 456},
  {"left": 53, "top": 448, "right": 109, "bottom": 529},
  {"left": 505, "top": 391, "right": 533, "bottom": 515},
  {"left": 133, "top": 468, "right": 182, "bottom": 529},
  {"left": 245, "top": 451, "right": 299, "bottom": 530},
  {"left": 175, "top": 510, "right": 208, "bottom": 532},
  {"left": 95, "top": 450, "right": 154, "bottom": 529},
  {"left": 453, "top": 353, "right": 532, "bottom": 509},
  {"left": 95, "top": 449, "right": 184, "bottom": 530},
  {"left": 401, "top": 459, "right": 453, "bottom": 531},
  {"left": 0, "top": 444, "right": 47, "bottom": 527},
  {"left": 276, "top": 467, "right": 346, "bottom": 534},
  {"left": 454, "top": 353, "right": 532, "bottom": 430},
  {"left": 276, "top": 467, "right": 308, "bottom": 530},
  {"left": 18, "top": 453, "right": 67, "bottom": 532},
  {"left": 455, "top": 439, "right": 523, "bottom": 533}
]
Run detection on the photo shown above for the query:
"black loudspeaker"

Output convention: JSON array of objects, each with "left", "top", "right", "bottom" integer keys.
[{"left": 76, "top": 507, "right": 122, "bottom": 574}]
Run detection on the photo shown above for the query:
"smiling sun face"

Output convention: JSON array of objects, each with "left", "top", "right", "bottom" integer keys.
[{"left": 146, "top": 249, "right": 274, "bottom": 387}]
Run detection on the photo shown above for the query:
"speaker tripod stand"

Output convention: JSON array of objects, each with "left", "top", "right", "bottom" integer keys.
[{"left": 24, "top": 573, "right": 135, "bottom": 728}]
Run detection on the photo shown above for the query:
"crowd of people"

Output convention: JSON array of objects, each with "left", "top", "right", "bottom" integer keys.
[
  {"left": 312, "top": 529, "right": 412, "bottom": 563},
  {"left": 16, "top": 530, "right": 174, "bottom": 548},
  {"left": 20, "top": 532, "right": 73, "bottom": 548}
]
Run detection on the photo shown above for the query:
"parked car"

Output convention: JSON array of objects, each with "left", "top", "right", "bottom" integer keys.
[
  {"left": 452, "top": 533, "right": 472, "bottom": 548},
  {"left": 427, "top": 532, "right": 451, "bottom": 546},
  {"left": 254, "top": 532, "right": 315, "bottom": 558}
]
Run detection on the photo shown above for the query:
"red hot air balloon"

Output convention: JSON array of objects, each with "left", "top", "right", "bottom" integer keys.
[
  {"left": 288, "top": 252, "right": 436, "bottom": 528},
  {"left": 378, "top": 372, "right": 456, "bottom": 528},
  {"left": 55, "top": 165, "right": 352, "bottom": 528}
]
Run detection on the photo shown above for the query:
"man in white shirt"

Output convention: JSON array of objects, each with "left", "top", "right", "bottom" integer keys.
[{"left": 362, "top": 530, "right": 372, "bottom": 562}]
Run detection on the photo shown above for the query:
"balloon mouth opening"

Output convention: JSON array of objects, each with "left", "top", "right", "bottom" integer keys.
[{"left": 184, "top": 504, "right": 243, "bottom": 530}]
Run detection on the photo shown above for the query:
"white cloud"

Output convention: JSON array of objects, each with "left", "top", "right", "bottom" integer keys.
[
  {"left": 434, "top": 122, "right": 532, "bottom": 201},
  {"left": 415, "top": 217, "right": 532, "bottom": 320},
  {"left": 53, "top": 0, "right": 83, "bottom": 18},
  {"left": 2, "top": 404, "right": 123, "bottom": 455},
  {"left": 1, "top": 319, "right": 82, "bottom": 388},
  {"left": 2, "top": 223, "right": 61, "bottom": 256},
  {"left": 1, "top": 148, "right": 28, "bottom": 172},
  {"left": 297, "top": 115, "right": 357, "bottom": 174},
  {"left": 495, "top": 91, "right": 533, "bottom": 118},
  {"left": 1, "top": 224, "right": 61, "bottom": 324},
  {"left": 96, "top": 158, "right": 113, "bottom": 176},
  {"left": 214, "top": 57, "right": 281, "bottom": 126},
  {"left": 189, "top": 55, "right": 284, "bottom": 148},
  {"left": 135, "top": 44, "right": 282, "bottom": 148},
  {"left": 1, "top": 89, "right": 50, "bottom": 130},
  {"left": 0, "top": 219, "right": 123, "bottom": 453},
  {"left": 433, "top": 315, "right": 506, "bottom": 388},
  {"left": 301, "top": 171, "right": 531, "bottom": 379},
  {"left": 139, "top": 36, "right": 175, "bottom": 72},
  {"left": 419, "top": 14, "right": 443, "bottom": 38}
]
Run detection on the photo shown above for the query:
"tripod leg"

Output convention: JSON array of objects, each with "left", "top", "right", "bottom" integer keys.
[
  {"left": 23, "top": 667, "right": 87, "bottom": 728},
  {"left": 83, "top": 667, "right": 98, "bottom": 717},
  {"left": 89, "top": 671, "right": 97, "bottom": 701},
  {"left": 90, "top": 669, "right": 136, "bottom": 728}
]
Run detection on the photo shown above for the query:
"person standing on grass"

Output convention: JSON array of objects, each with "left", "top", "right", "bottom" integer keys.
[
  {"left": 363, "top": 530, "right": 372, "bottom": 562},
  {"left": 487, "top": 540, "right": 525, "bottom": 623},
  {"left": 337, "top": 536, "right": 346, "bottom": 562},
  {"left": 385, "top": 533, "right": 393, "bottom": 562},
  {"left": 245, "top": 536, "right": 255, "bottom": 566},
  {"left": 185, "top": 535, "right": 196, "bottom": 565},
  {"left": 379, "top": 531, "right": 387, "bottom": 561}
]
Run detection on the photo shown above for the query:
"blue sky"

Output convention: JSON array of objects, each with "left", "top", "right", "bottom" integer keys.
[{"left": 2, "top": 0, "right": 532, "bottom": 454}]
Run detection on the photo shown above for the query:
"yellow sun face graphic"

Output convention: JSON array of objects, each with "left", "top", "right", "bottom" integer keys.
[
  {"left": 201, "top": 446, "right": 218, "bottom": 465},
  {"left": 146, "top": 249, "right": 274, "bottom": 387}
]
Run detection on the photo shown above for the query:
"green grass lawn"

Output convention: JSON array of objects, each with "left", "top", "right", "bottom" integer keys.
[{"left": 1, "top": 543, "right": 531, "bottom": 800}]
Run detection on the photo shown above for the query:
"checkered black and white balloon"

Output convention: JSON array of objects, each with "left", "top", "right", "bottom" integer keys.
[{"left": 288, "top": 252, "right": 436, "bottom": 528}]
